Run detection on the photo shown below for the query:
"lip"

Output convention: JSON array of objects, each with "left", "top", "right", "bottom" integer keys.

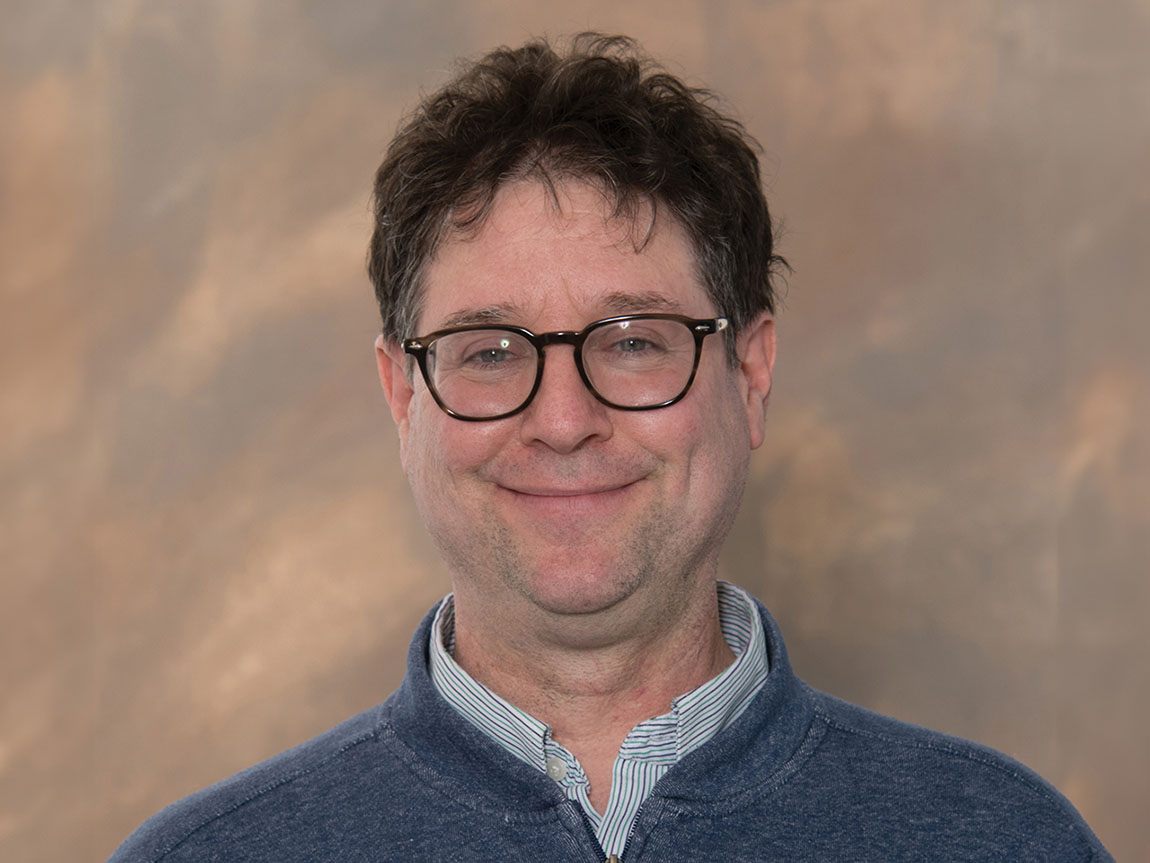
[{"left": 499, "top": 481, "right": 637, "bottom": 497}]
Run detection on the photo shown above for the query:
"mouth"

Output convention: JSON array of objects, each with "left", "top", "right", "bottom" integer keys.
[
  {"left": 500, "top": 481, "right": 637, "bottom": 497},
  {"left": 495, "top": 479, "right": 640, "bottom": 518}
]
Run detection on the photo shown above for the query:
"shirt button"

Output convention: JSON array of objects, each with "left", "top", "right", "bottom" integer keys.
[{"left": 545, "top": 757, "right": 567, "bottom": 782}]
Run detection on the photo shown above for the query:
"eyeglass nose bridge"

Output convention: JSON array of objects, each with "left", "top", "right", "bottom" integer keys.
[
  {"left": 535, "top": 330, "right": 588, "bottom": 348},
  {"left": 527, "top": 329, "right": 602, "bottom": 407}
]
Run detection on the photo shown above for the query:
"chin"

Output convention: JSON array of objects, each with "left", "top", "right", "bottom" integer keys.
[{"left": 514, "top": 564, "right": 643, "bottom": 618}]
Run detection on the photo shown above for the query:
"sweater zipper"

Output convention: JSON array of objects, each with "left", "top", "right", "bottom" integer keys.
[
  {"left": 569, "top": 797, "right": 644, "bottom": 862},
  {"left": 615, "top": 808, "right": 641, "bottom": 862},
  {"left": 571, "top": 801, "right": 610, "bottom": 863}
]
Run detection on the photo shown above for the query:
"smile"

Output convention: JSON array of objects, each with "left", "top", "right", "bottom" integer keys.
[
  {"left": 495, "top": 480, "right": 640, "bottom": 517},
  {"left": 501, "top": 481, "right": 638, "bottom": 497}
]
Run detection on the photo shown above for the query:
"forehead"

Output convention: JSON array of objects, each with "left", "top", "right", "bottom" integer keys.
[{"left": 417, "top": 181, "right": 711, "bottom": 331}]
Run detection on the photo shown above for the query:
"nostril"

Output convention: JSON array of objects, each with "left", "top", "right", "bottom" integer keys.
[{"left": 518, "top": 352, "right": 613, "bottom": 452}]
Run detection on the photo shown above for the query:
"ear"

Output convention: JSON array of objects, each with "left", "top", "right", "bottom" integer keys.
[
  {"left": 735, "top": 312, "right": 776, "bottom": 450},
  {"left": 375, "top": 334, "right": 415, "bottom": 447}
]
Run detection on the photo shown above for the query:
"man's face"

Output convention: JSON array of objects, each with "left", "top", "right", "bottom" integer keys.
[{"left": 378, "top": 180, "right": 774, "bottom": 641}]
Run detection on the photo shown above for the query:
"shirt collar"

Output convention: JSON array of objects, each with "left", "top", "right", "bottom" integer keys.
[
  {"left": 428, "top": 598, "right": 550, "bottom": 769},
  {"left": 673, "top": 581, "right": 769, "bottom": 759}
]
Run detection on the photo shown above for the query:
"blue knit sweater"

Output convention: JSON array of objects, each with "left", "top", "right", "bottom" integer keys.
[{"left": 111, "top": 601, "right": 1113, "bottom": 862}]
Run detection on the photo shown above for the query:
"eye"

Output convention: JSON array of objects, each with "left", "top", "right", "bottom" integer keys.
[
  {"left": 614, "top": 337, "right": 658, "bottom": 353},
  {"left": 468, "top": 344, "right": 513, "bottom": 364},
  {"left": 585, "top": 319, "right": 686, "bottom": 371},
  {"left": 437, "top": 332, "right": 532, "bottom": 373},
  {"left": 462, "top": 336, "right": 518, "bottom": 365},
  {"left": 601, "top": 326, "right": 671, "bottom": 357}
]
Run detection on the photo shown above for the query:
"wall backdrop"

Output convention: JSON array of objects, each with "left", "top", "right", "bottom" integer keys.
[{"left": 1, "top": 2, "right": 1147, "bottom": 860}]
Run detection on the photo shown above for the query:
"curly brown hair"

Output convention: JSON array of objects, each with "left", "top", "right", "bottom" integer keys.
[{"left": 367, "top": 33, "right": 786, "bottom": 363}]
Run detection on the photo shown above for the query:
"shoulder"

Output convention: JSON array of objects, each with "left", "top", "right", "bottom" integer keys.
[
  {"left": 800, "top": 688, "right": 1112, "bottom": 861},
  {"left": 809, "top": 688, "right": 1060, "bottom": 794},
  {"left": 108, "top": 701, "right": 394, "bottom": 863}
]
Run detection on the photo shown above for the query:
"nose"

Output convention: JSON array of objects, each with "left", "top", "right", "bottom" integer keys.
[{"left": 517, "top": 345, "right": 613, "bottom": 453}]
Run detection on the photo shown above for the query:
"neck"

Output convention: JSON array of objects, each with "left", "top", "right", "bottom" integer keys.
[{"left": 450, "top": 579, "right": 734, "bottom": 810}]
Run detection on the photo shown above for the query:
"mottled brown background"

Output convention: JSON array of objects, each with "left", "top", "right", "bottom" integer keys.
[{"left": 1, "top": 1, "right": 1147, "bottom": 860}]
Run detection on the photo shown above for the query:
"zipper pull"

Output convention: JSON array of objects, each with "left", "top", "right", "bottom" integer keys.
[{"left": 606, "top": 857, "right": 621, "bottom": 863}]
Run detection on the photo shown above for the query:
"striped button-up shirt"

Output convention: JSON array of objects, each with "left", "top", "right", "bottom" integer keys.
[{"left": 428, "top": 581, "right": 769, "bottom": 859}]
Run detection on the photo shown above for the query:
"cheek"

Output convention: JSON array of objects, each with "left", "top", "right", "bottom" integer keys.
[
  {"left": 688, "top": 380, "right": 752, "bottom": 479},
  {"left": 401, "top": 397, "right": 451, "bottom": 491},
  {"left": 403, "top": 394, "right": 507, "bottom": 488}
]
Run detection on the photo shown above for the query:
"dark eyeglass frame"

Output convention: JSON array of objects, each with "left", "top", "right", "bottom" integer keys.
[{"left": 403, "top": 313, "right": 729, "bottom": 421}]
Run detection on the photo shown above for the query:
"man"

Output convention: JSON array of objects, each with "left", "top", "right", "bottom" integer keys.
[{"left": 112, "top": 34, "right": 1112, "bottom": 862}]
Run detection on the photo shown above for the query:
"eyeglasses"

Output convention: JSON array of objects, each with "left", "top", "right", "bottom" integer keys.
[{"left": 403, "top": 314, "right": 729, "bottom": 421}]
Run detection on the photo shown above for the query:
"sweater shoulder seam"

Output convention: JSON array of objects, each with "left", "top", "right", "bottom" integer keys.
[
  {"left": 814, "top": 703, "right": 1050, "bottom": 798},
  {"left": 811, "top": 700, "right": 1097, "bottom": 859},
  {"left": 147, "top": 726, "right": 381, "bottom": 861}
]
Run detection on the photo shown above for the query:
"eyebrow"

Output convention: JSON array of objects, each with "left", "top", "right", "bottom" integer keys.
[
  {"left": 435, "top": 292, "right": 685, "bottom": 330},
  {"left": 597, "top": 291, "right": 683, "bottom": 315},
  {"left": 439, "top": 304, "right": 525, "bottom": 328}
]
